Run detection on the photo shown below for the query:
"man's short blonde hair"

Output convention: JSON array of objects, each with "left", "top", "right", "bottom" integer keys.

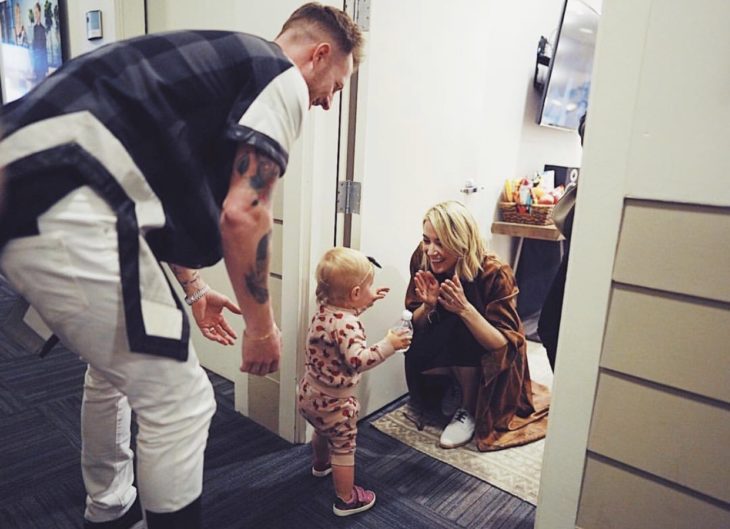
[
  {"left": 315, "top": 247, "right": 373, "bottom": 304},
  {"left": 279, "top": 2, "right": 364, "bottom": 67},
  {"left": 421, "top": 201, "right": 487, "bottom": 282}
]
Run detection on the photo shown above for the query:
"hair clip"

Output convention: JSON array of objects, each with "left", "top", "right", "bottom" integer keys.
[{"left": 367, "top": 256, "right": 382, "bottom": 269}]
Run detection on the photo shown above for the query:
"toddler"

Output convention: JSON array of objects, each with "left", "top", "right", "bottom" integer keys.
[{"left": 298, "top": 247, "right": 411, "bottom": 517}]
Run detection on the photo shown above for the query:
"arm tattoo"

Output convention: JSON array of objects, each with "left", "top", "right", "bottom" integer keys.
[
  {"left": 169, "top": 264, "right": 199, "bottom": 286},
  {"left": 237, "top": 152, "right": 250, "bottom": 176},
  {"left": 244, "top": 231, "right": 271, "bottom": 303},
  {"left": 235, "top": 150, "right": 280, "bottom": 206},
  {"left": 250, "top": 156, "right": 280, "bottom": 191},
  {"left": 178, "top": 271, "right": 200, "bottom": 287}
]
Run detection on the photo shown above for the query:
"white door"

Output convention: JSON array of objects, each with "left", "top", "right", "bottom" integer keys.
[{"left": 338, "top": 0, "right": 509, "bottom": 417}]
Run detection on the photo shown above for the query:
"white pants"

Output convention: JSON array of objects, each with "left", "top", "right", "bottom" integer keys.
[{"left": 0, "top": 187, "right": 216, "bottom": 522}]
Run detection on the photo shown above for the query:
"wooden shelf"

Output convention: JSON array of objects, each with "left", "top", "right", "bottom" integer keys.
[{"left": 491, "top": 221, "right": 564, "bottom": 241}]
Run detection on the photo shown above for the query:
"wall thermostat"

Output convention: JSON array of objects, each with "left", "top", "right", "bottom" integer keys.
[{"left": 86, "top": 10, "right": 102, "bottom": 40}]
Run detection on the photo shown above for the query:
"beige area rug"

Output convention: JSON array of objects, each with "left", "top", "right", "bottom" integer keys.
[{"left": 371, "top": 402, "right": 545, "bottom": 505}]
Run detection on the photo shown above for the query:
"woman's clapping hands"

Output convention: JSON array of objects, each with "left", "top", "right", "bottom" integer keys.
[
  {"left": 439, "top": 274, "right": 469, "bottom": 315},
  {"left": 415, "top": 270, "right": 471, "bottom": 316},
  {"left": 414, "top": 270, "right": 439, "bottom": 308}
]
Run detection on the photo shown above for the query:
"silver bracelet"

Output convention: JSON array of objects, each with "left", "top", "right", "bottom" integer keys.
[{"left": 184, "top": 284, "right": 210, "bottom": 305}]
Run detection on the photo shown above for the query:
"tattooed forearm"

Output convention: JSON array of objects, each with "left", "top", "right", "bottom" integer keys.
[
  {"left": 244, "top": 231, "right": 271, "bottom": 303},
  {"left": 169, "top": 264, "right": 204, "bottom": 294},
  {"left": 235, "top": 149, "right": 280, "bottom": 207},
  {"left": 237, "top": 152, "right": 250, "bottom": 176},
  {"left": 177, "top": 270, "right": 200, "bottom": 287},
  {"left": 250, "top": 156, "right": 280, "bottom": 191}
]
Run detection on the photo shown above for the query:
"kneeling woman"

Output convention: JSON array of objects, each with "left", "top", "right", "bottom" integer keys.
[{"left": 405, "top": 201, "right": 547, "bottom": 450}]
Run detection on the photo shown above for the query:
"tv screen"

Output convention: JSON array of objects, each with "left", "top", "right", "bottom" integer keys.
[
  {"left": 0, "top": 0, "right": 66, "bottom": 104},
  {"left": 537, "top": 0, "right": 599, "bottom": 131}
]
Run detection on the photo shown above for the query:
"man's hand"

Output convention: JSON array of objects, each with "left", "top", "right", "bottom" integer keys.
[
  {"left": 241, "top": 326, "right": 281, "bottom": 375},
  {"left": 191, "top": 289, "right": 241, "bottom": 346}
]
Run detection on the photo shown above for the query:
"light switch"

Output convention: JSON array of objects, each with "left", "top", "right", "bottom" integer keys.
[{"left": 86, "top": 10, "right": 102, "bottom": 40}]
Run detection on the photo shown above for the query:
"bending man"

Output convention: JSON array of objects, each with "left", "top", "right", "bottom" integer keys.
[{"left": 0, "top": 3, "right": 362, "bottom": 528}]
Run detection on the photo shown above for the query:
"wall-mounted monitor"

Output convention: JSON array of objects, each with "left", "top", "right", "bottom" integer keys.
[
  {"left": 0, "top": 0, "right": 67, "bottom": 103},
  {"left": 537, "top": 0, "right": 599, "bottom": 131}
]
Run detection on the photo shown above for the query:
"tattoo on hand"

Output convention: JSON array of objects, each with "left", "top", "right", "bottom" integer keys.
[{"left": 244, "top": 231, "right": 271, "bottom": 303}]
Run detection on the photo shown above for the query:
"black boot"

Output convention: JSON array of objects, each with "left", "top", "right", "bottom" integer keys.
[
  {"left": 84, "top": 496, "right": 143, "bottom": 529},
  {"left": 146, "top": 497, "right": 202, "bottom": 529}
]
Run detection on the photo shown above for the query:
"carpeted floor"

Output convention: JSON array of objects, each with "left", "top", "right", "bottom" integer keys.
[{"left": 0, "top": 277, "right": 537, "bottom": 529}]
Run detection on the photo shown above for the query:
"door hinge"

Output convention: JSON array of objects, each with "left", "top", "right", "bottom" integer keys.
[
  {"left": 346, "top": 0, "right": 370, "bottom": 31},
  {"left": 337, "top": 180, "right": 361, "bottom": 215}
]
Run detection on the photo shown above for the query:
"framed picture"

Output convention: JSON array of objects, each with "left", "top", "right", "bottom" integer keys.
[{"left": 0, "top": 0, "right": 67, "bottom": 103}]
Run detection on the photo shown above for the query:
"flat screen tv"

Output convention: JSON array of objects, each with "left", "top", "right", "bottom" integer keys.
[
  {"left": 0, "top": 0, "right": 67, "bottom": 103},
  {"left": 537, "top": 0, "right": 599, "bottom": 131}
]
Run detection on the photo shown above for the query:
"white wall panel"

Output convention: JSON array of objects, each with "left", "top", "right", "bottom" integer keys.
[
  {"left": 603, "top": 286, "right": 730, "bottom": 402},
  {"left": 589, "top": 373, "right": 730, "bottom": 503},
  {"left": 578, "top": 456, "right": 730, "bottom": 529},
  {"left": 613, "top": 201, "right": 730, "bottom": 303}
]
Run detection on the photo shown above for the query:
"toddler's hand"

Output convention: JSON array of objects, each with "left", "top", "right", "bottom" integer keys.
[
  {"left": 363, "top": 286, "right": 390, "bottom": 311},
  {"left": 386, "top": 328, "right": 412, "bottom": 351}
]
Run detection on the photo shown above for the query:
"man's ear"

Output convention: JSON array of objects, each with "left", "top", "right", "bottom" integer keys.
[{"left": 312, "top": 42, "right": 332, "bottom": 64}]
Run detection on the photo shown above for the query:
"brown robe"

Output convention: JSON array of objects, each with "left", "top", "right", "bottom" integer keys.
[{"left": 405, "top": 245, "right": 549, "bottom": 451}]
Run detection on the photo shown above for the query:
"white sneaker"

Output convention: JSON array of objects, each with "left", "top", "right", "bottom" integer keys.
[
  {"left": 440, "top": 382, "right": 462, "bottom": 417},
  {"left": 439, "top": 408, "right": 475, "bottom": 448}
]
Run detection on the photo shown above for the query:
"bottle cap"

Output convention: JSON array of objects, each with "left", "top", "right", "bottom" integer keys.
[{"left": 401, "top": 309, "right": 413, "bottom": 321}]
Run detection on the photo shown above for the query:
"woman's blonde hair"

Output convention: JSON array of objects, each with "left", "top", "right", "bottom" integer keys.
[
  {"left": 315, "top": 247, "right": 373, "bottom": 304},
  {"left": 421, "top": 201, "right": 487, "bottom": 281}
]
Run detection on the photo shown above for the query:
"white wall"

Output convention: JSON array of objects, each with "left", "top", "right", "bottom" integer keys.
[
  {"left": 147, "top": 1, "right": 297, "bottom": 35},
  {"left": 65, "top": 0, "right": 144, "bottom": 58},
  {"left": 356, "top": 0, "right": 582, "bottom": 274}
]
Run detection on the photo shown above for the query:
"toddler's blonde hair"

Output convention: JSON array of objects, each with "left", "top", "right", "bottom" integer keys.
[{"left": 315, "top": 247, "right": 373, "bottom": 305}]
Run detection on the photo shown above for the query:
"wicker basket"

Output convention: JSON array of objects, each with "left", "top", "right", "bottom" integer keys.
[{"left": 499, "top": 201, "right": 555, "bottom": 226}]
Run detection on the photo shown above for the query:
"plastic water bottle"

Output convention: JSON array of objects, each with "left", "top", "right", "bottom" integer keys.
[{"left": 392, "top": 310, "right": 414, "bottom": 353}]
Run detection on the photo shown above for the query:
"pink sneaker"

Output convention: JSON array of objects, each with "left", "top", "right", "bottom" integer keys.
[{"left": 332, "top": 485, "right": 376, "bottom": 517}]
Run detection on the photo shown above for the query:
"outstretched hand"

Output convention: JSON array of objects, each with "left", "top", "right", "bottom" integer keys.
[
  {"left": 414, "top": 270, "right": 439, "bottom": 308},
  {"left": 191, "top": 289, "right": 241, "bottom": 346},
  {"left": 363, "top": 286, "right": 390, "bottom": 311}
]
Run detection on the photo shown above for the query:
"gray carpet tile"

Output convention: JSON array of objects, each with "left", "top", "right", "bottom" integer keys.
[
  {"left": 0, "top": 407, "right": 82, "bottom": 503},
  {"left": 0, "top": 278, "right": 22, "bottom": 322},
  {"left": 0, "top": 378, "right": 28, "bottom": 416},
  {"left": 0, "top": 481, "right": 84, "bottom": 529},
  {"left": 0, "top": 330, "right": 28, "bottom": 360},
  {"left": 0, "top": 351, "right": 86, "bottom": 404},
  {"left": 38, "top": 394, "right": 84, "bottom": 451}
]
